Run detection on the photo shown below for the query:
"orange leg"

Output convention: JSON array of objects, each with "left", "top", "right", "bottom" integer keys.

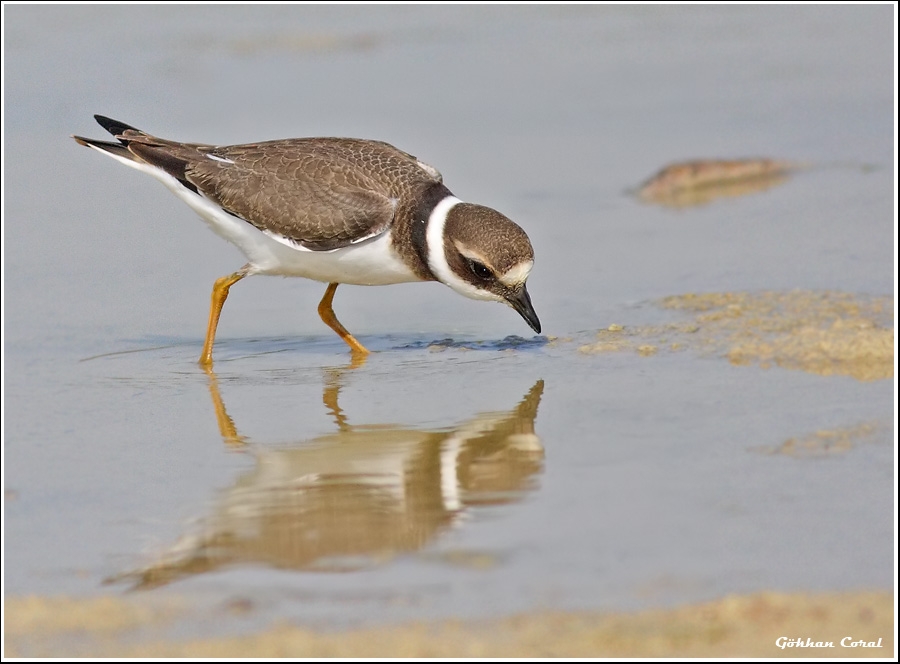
[
  {"left": 199, "top": 267, "right": 249, "bottom": 367},
  {"left": 317, "top": 283, "right": 370, "bottom": 356}
]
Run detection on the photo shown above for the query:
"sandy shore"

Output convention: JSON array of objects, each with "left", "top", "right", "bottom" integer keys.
[{"left": 5, "top": 590, "right": 893, "bottom": 658}]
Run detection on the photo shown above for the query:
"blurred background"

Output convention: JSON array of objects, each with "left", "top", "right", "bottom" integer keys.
[{"left": 3, "top": 3, "right": 895, "bottom": 641}]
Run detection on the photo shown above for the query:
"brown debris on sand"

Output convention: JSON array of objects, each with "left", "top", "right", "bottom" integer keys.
[
  {"left": 580, "top": 291, "right": 893, "bottom": 382},
  {"left": 635, "top": 158, "right": 799, "bottom": 207}
]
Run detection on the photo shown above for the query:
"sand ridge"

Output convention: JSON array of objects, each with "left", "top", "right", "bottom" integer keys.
[{"left": 4, "top": 590, "right": 894, "bottom": 658}]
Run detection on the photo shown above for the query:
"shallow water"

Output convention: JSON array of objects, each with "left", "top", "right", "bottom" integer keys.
[{"left": 4, "top": 4, "right": 894, "bottom": 636}]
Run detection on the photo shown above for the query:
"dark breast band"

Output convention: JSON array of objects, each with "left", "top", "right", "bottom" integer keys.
[{"left": 406, "top": 183, "right": 454, "bottom": 282}]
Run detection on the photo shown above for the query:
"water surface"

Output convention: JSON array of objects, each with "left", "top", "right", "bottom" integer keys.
[{"left": 4, "top": 4, "right": 894, "bottom": 637}]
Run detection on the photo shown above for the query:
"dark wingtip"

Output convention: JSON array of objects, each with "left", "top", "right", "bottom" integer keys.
[
  {"left": 94, "top": 114, "right": 141, "bottom": 139},
  {"left": 72, "top": 133, "right": 135, "bottom": 159}
]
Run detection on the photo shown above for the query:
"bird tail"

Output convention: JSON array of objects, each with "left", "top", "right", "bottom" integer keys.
[{"left": 72, "top": 114, "right": 147, "bottom": 160}]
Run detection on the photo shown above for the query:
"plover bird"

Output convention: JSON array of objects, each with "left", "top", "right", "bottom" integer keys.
[{"left": 73, "top": 115, "right": 540, "bottom": 366}]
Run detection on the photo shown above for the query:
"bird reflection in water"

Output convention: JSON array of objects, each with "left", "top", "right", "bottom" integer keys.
[{"left": 114, "top": 365, "right": 545, "bottom": 589}]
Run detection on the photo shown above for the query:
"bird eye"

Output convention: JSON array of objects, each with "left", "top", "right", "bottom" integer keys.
[{"left": 468, "top": 260, "right": 492, "bottom": 280}]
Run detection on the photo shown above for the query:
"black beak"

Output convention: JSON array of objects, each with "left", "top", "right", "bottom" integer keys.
[{"left": 507, "top": 285, "right": 541, "bottom": 334}]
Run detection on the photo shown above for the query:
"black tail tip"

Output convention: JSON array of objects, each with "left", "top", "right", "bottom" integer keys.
[{"left": 94, "top": 114, "right": 141, "bottom": 138}]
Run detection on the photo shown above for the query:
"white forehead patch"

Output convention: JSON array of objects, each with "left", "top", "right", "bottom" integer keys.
[
  {"left": 426, "top": 196, "right": 503, "bottom": 303},
  {"left": 499, "top": 260, "right": 533, "bottom": 288}
]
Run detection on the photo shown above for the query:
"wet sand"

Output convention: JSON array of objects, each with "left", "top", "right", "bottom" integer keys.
[
  {"left": 580, "top": 290, "right": 894, "bottom": 382},
  {"left": 5, "top": 590, "right": 893, "bottom": 658}
]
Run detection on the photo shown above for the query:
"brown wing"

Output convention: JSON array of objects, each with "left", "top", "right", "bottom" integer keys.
[{"left": 124, "top": 134, "right": 438, "bottom": 251}]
